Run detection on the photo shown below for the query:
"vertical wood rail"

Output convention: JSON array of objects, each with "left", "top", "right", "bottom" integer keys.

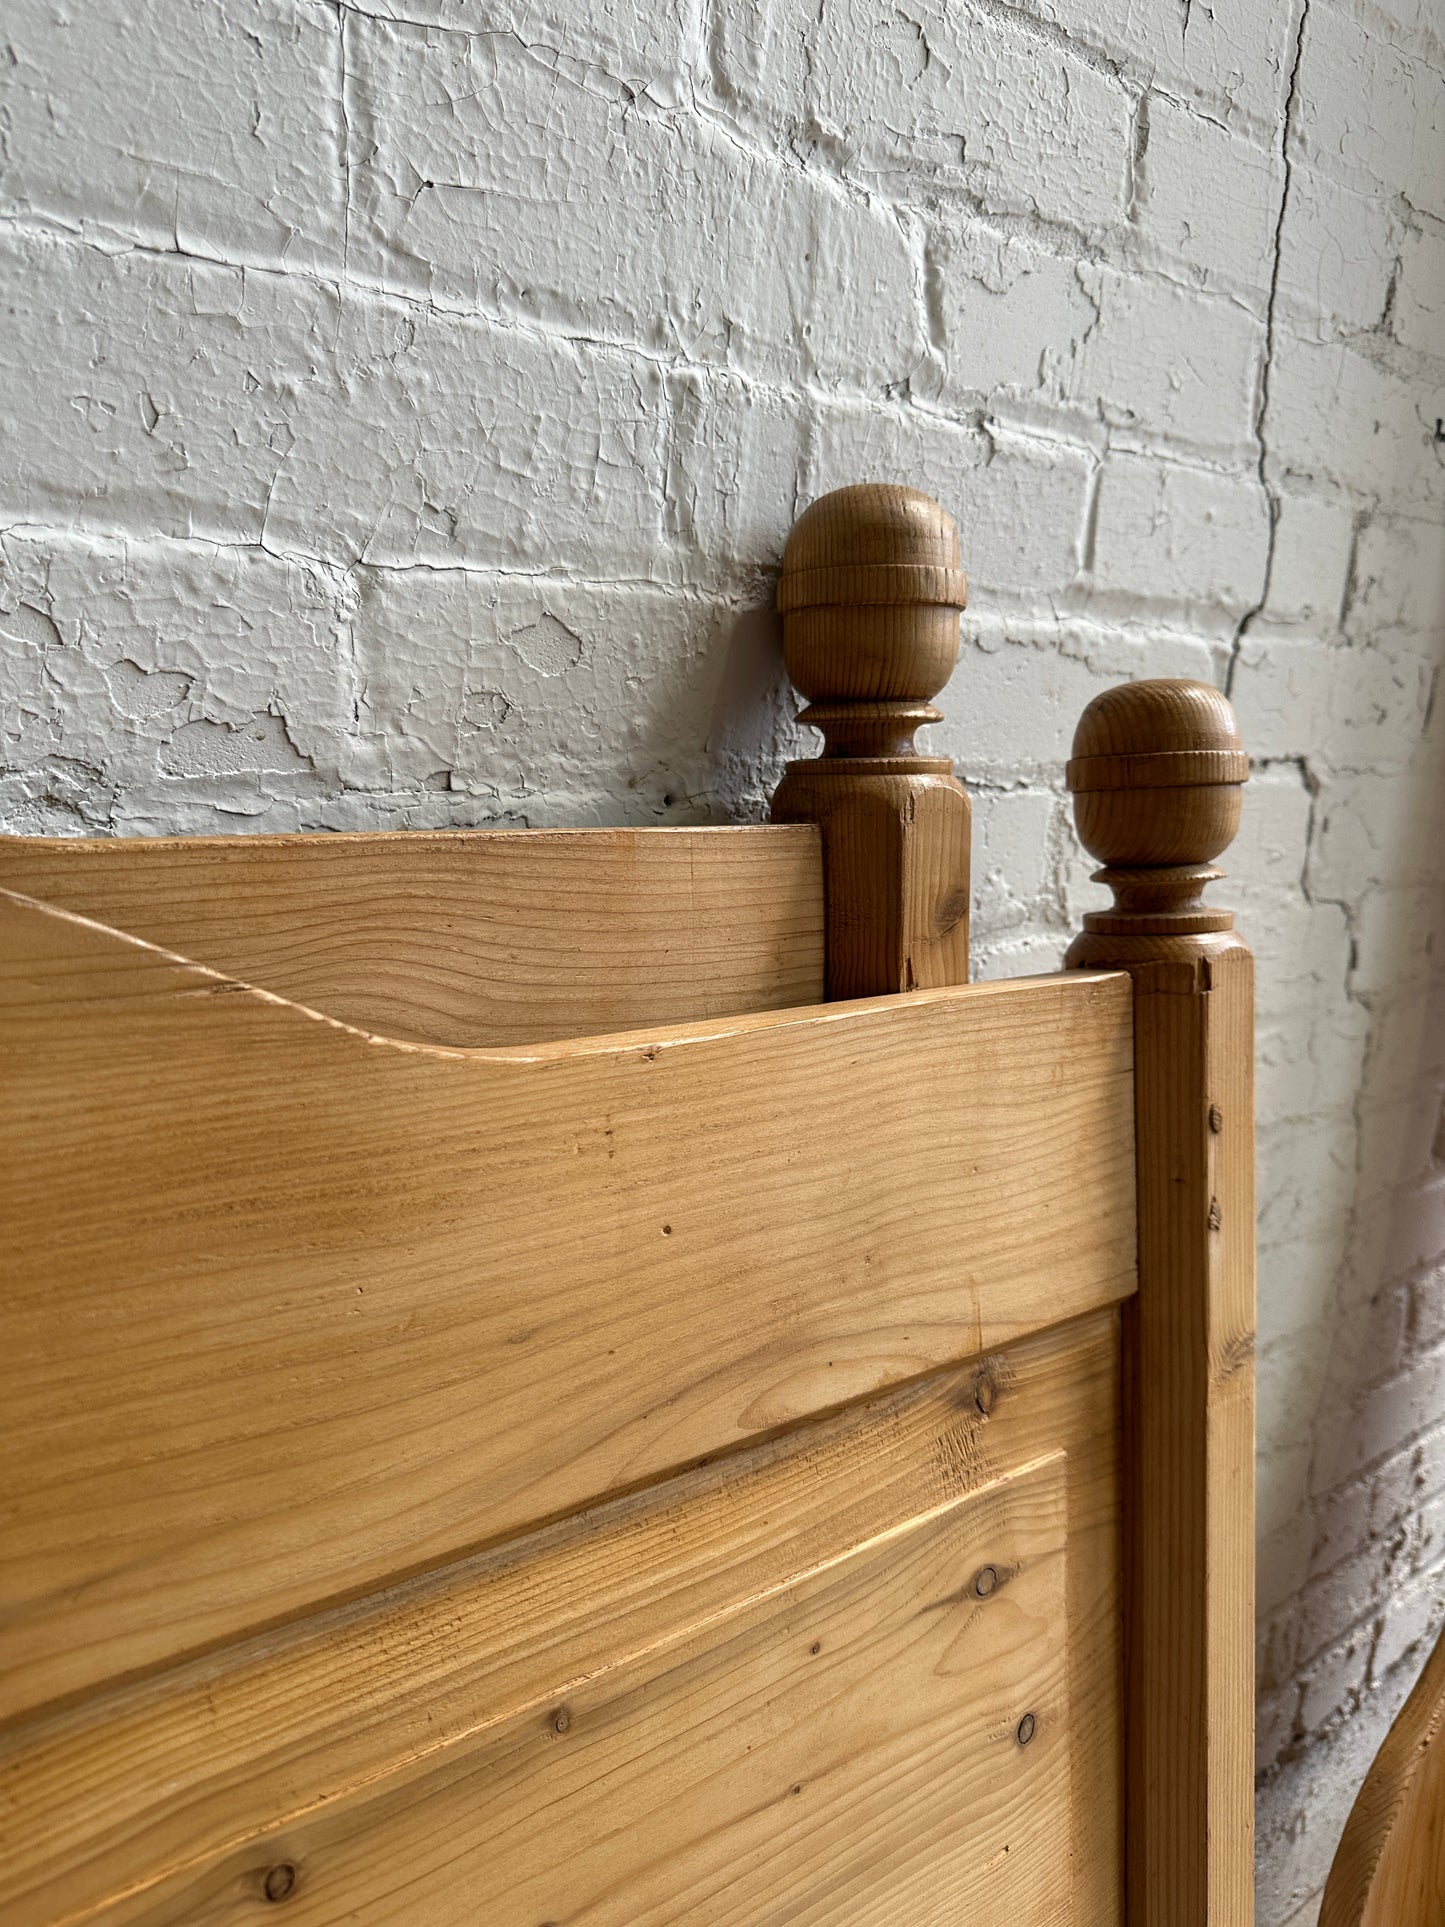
[
  {"left": 771, "top": 483, "right": 971, "bottom": 999},
  {"left": 1065, "top": 680, "right": 1256, "bottom": 1926}
]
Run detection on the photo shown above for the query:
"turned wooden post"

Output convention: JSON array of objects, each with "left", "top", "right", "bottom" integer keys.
[
  {"left": 1066, "top": 680, "right": 1256, "bottom": 1927},
  {"left": 771, "top": 484, "right": 971, "bottom": 999}
]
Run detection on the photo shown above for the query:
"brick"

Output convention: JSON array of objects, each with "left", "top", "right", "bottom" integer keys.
[
  {"left": 1069, "top": 267, "right": 1265, "bottom": 458},
  {"left": 1295, "top": 5, "right": 1445, "bottom": 220},
  {"left": 349, "top": 566, "right": 791, "bottom": 825},
  {"left": 1259, "top": 1332, "right": 1323, "bottom": 1484},
  {"left": 1231, "top": 632, "right": 1435, "bottom": 774},
  {"left": 1298, "top": 1631, "right": 1372, "bottom": 1737},
  {"left": 929, "top": 223, "right": 1095, "bottom": 405},
  {"left": 1258, "top": 1501, "right": 1314, "bottom": 1620},
  {"left": 349, "top": 17, "right": 927, "bottom": 390},
  {"left": 1414, "top": 1268, "right": 1445, "bottom": 1354},
  {"left": 342, "top": 0, "right": 693, "bottom": 93},
  {"left": 967, "top": 787, "right": 1060, "bottom": 935},
  {"left": 1257, "top": 1110, "right": 1357, "bottom": 1252},
  {"left": 798, "top": 398, "right": 999, "bottom": 557},
  {"left": 714, "top": 0, "right": 1134, "bottom": 231},
  {"left": 1312, "top": 1349, "right": 1445, "bottom": 1495},
  {"left": 255, "top": 290, "right": 668, "bottom": 573},
  {"left": 0, "top": 230, "right": 667, "bottom": 572},
  {"left": 0, "top": 230, "right": 310, "bottom": 546},
  {"left": 0, "top": 527, "right": 353, "bottom": 833},
  {"left": 1314, "top": 770, "right": 1445, "bottom": 905},
  {"left": 1277, "top": 163, "right": 1401, "bottom": 338},
  {"left": 1394, "top": 219, "right": 1445, "bottom": 356},
  {"left": 1372, "top": 1568, "right": 1445, "bottom": 1683},
  {"left": 1259, "top": 1231, "right": 1351, "bottom": 1354},
  {"left": 1363, "top": 984, "right": 1445, "bottom": 1106},
  {"left": 1090, "top": 451, "right": 1270, "bottom": 614},
  {"left": 1135, "top": 94, "right": 1278, "bottom": 294},
  {"left": 1350, "top": 1176, "right": 1445, "bottom": 1294},
  {"left": 1310, "top": 1476, "right": 1375, "bottom": 1581},
  {"left": 961, "top": 430, "right": 1093, "bottom": 597},
  {"left": 1266, "top": 330, "right": 1445, "bottom": 513},
  {"left": 663, "top": 371, "right": 807, "bottom": 577},
  {"left": 800, "top": 399, "right": 1077, "bottom": 612},
  {"left": 1348, "top": 510, "right": 1445, "bottom": 639},
  {"left": 1352, "top": 884, "right": 1445, "bottom": 999},
  {"left": 0, "top": 0, "right": 343, "bottom": 268},
  {"left": 1257, "top": 1682, "right": 1413, "bottom": 1924},
  {"left": 1262, "top": 490, "right": 1355, "bottom": 627},
  {"left": 1256, "top": 1684, "right": 1301, "bottom": 1775}
]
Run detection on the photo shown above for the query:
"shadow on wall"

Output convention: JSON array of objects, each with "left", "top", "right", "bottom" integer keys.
[{"left": 1255, "top": 596, "right": 1445, "bottom": 1923}]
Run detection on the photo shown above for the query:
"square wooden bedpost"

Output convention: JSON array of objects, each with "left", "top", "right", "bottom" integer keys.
[
  {"left": 1066, "top": 680, "right": 1257, "bottom": 1926},
  {"left": 770, "top": 484, "right": 972, "bottom": 999}
]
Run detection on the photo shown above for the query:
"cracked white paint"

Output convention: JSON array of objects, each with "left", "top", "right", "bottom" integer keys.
[{"left": 1, "top": 0, "right": 1444, "bottom": 1919}]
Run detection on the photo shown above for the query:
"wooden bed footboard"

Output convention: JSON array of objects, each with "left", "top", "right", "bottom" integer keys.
[{"left": 0, "top": 485, "right": 1256, "bottom": 1924}]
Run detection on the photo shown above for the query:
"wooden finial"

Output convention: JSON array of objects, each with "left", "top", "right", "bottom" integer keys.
[
  {"left": 1063, "top": 679, "right": 1250, "bottom": 968},
  {"left": 771, "top": 484, "right": 971, "bottom": 999}
]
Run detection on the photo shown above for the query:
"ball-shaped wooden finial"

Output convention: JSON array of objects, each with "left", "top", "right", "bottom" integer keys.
[
  {"left": 1065, "top": 679, "right": 1250, "bottom": 960},
  {"left": 776, "top": 483, "right": 968, "bottom": 758},
  {"left": 1068, "top": 679, "right": 1248, "bottom": 867}
]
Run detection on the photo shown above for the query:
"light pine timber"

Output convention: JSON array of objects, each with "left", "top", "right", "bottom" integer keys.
[
  {"left": 1066, "top": 678, "right": 1256, "bottom": 1926},
  {"left": 0, "top": 825, "right": 824, "bottom": 1046},
  {"left": 771, "top": 484, "right": 971, "bottom": 999},
  {"left": 0, "top": 1308, "right": 1124, "bottom": 1927},
  {"left": 0, "top": 888, "right": 1135, "bottom": 1722},
  {"left": 1322, "top": 1622, "right": 1445, "bottom": 1926}
]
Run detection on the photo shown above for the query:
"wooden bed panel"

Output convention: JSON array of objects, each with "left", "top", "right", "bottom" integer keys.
[
  {"left": 0, "top": 825, "right": 825, "bottom": 1046},
  {"left": 0, "top": 888, "right": 1135, "bottom": 1724},
  {"left": 0, "top": 1309, "right": 1123, "bottom": 1927}
]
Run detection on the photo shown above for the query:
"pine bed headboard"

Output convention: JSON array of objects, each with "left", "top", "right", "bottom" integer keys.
[{"left": 0, "top": 485, "right": 1256, "bottom": 1926}]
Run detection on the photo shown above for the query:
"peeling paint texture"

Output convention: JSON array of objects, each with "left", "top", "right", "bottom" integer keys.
[{"left": 1, "top": 0, "right": 1444, "bottom": 1918}]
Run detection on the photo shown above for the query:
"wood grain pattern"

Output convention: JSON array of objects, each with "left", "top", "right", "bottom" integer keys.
[
  {"left": 0, "top": 826, "right": 824, "bottom": 1046},
  {"left": 0, "top": 1308, "right": 1123, "bottom": 1927},
  {"left": 1066, "top": 678, "right": 1256, "bottom": 1926},
  {"left": 165, "top": 1459, "right": 1070, "bottom": 1927},
  {"left": 771, "top": 485, "right": 971, "bottom": 998},
  {"left": 1322, "top": 1622, "right": 1445, "bottom": 1926},
  {"left": 1, "top": 888, "right": 1135, "bottom": 1722}
]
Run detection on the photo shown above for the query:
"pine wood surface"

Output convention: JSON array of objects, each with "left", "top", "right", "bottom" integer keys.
[
  {"left": 0, "top": 825, "right": 824, "bottom": 1046},
  {"left": 1322, "top": 1620, "right": 1445, "bottom": 1926},
  {"left": 1123, "top": 945, "right": 1256, "bottom": 1922},
  {"left": 0, "top": 1308, "right": 1123, "bottom": 1927},
  {"left": 1, "top": 887, "right": 1135, "bottom": 1723},
  {"left": 1066, "top": 677, "right": 1256, "bottom": 1925}
]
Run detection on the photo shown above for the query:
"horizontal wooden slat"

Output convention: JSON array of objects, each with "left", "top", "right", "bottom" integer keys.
[
  {"left": 0, "top": 826, "right": 824, "bottom": 1045},
  {"left": 175, "top": 1461, "right": 1069, "bottom": 1926},
  {"left": 0, "top": 1310, "right": 1123, "bottom": 1927},
  {"left": 0, "top": 890, "right": 1135, "bottom": 1720}
]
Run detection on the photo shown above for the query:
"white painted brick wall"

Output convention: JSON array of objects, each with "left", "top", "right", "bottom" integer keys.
[{"left": 1, "top": 1, "right": 1442, "bottom": 1916}]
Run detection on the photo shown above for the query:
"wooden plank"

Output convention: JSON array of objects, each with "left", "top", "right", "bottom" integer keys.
[
  {"left": 1125, "top": 949, "right": 1256, "bottom": 1923},
  {"left": 0, "top": 825, "right": 824, "bottom": 1046},
  {"left": 0, "top": 888, "right": 1136, "bottom": 1722},
  {"left": 1065, "top": 678, "right": 1256, "bottom": 1926},
  {"left": 0, "top": 1308, "right": 1123, "bottom": 1927},
  {"left": 1322, "top": 1621, "right": 1445, "bottom": 1926}
]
